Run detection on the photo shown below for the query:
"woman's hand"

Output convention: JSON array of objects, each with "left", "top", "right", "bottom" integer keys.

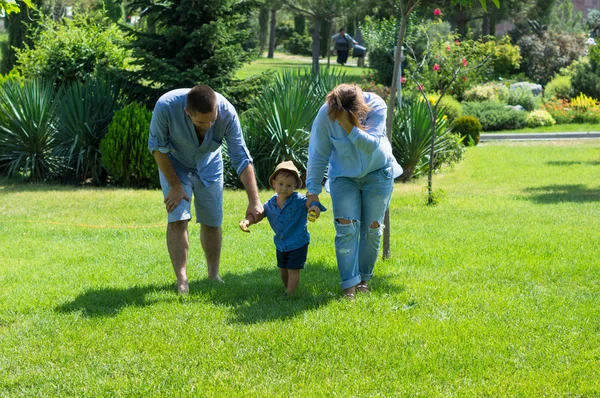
[{"left": 336, "top": 110, "right": 355, "bottom": 134}]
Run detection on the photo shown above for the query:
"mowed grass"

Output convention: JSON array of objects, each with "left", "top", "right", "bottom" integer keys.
[
  {"left": 488, "top": 123, "right": 600, "bottom": 134},
  {"left": 236, "top": 52, "right": 370, "bottom": 82},
  {"left": 1, "top": 140, "right": 599, "bottom": 396}
]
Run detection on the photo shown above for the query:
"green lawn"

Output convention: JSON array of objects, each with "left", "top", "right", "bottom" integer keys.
[
  {"left": 236, "top": 52, "right": 370, "bottom": 82},
  {"left": 1, "top": 140, "right": 599, "bottom": 396},
  {"left": 488, "top": 123, "right": 600, "bottom": 134}
]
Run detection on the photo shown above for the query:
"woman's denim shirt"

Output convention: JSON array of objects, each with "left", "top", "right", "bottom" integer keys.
[
  {"left": 148, "top": 89, "right": 252, "bottom": 185},
  {"left": 305, "top": 92, "right": 401, "bottom": 195}
]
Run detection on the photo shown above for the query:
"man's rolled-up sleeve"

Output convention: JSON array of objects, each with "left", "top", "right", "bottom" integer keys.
[
  {"left": 224, "top": 112, "right": 253, "bottom": 176},
  {"left": 148, "top": 103, "right": 172, "bottom": 154}
]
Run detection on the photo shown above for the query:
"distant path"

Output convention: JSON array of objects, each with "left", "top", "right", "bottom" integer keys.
[{"left": 480, "top": 132, "right": 600, "bottom": 141}]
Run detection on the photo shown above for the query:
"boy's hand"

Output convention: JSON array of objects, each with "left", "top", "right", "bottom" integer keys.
[
  {"left": 239, "top": 219, "right": 251, "bottom": 233},
  {"left": 307, "top": 205, "right": 321, "bottom": 222}
]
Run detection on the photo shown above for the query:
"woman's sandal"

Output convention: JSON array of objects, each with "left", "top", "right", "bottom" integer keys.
[
  {"left": 357, "top": 283, "right": 370, "bottom": 294},
  {"left": 342, "top": 293, "right": 355, "bottom": 301}
]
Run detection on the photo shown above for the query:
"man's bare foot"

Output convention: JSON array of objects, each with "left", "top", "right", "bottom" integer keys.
[
  {"left": 209, "top": 275, "right": 224, "bottom": 283},
  {"left": 177, "top": 278, "right": 189, "bottom": 294}
]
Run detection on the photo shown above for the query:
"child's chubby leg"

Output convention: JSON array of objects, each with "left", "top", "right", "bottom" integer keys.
[
  {"left": 280, "top": 268, "right": 289, "bottom": 288},
  {"left": 286, "top": 269, "right": 300, "bottom": 295}
]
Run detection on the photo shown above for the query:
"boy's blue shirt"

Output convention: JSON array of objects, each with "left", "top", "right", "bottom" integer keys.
[{"left": 264, "top": 192, "right": 327, "bottom": 252}]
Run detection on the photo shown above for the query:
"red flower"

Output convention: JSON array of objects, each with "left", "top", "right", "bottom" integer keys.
[
  {"left": 433, "top": 64, "right": 440, "bottom": 71},
  {"left": 418, "top": 84, "right": 424, "bottom": 90},
  {"left": 433, "top": 8, "right": 441, "bottom": 16},
  {"left": 446, "top": 45, "right": 451, "bottom": 52},
  {"left": 462, "top": 76, "right": 467, "bottom": 81},
  {"left": 455, "top": 40, "right": 461, "bottom": 46},
  {"left": 462, "top": 58, "right": 468, "bottom": 67},
  {"left": 401, "top": 76, "right": 407, "bottom": 84}
]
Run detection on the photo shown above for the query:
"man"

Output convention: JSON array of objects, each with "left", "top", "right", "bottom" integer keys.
[
  {"left": 331, "top": 28, "right": 358, "bottom": 66},
  {"left": 149, "top": 85, "right": 263, "bottom": 294}
]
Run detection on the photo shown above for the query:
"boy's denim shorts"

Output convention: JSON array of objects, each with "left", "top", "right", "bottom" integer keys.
[
  {"left": 159, "top": 166, "right": 223, "bottom": 227},
  {"left": 276, "top": 243, "right": 309, "bottom": 270}
]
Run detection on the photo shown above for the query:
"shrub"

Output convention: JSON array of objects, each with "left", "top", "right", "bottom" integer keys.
[
  {"left": 56, "top": 74, "right": 126, "bottom": 185},
  {"left": 526, "top": 110, "right": 556, "bottom": 127},
  {"left": 100, "top": 102, "right": 158, "bottom": 187},
  {"left": 283, "top": 33, "right": 312, "bottom": 56},
  {"left": 501, "top": 88, "right": 541, "bottom": 111},
  {"left": 361, "top": 16, "right": 398, "bottom": 85},
  {"left": 0, "top": 79, "right": 62, "bottom": 180},
  {"left": 571, "top": 61, "right": 600, "bottom": 100},
  {"left": 392, "top": 99, "right": 459, "bottom": 182},
  {"left": 452, "top": 116, "right": 482, "bottom": 146},
  {"left": 15, "top": 14, "right": 131, "bottom": 87},
  {"left": 570, "top": 93, "right": 599, "bottom": 111},
  {"left": 434, "top": 133, "right": 465, "bottom": 169},
  {"left": 544, "top": 75, "right": 572, "bottom": 100},
  {"left": 438, "top": 95, "right": 462, "bottom": 123},
  {"left": 542, "top": 99, "right": 600, "bottom": 124},
  {"left": 463, "top": 83, "right": 509, "bottom": 103},
  {"left": 360, "top": 80, "right": 391, "bottom": 102},
  {"left": 463, "top": 101, "right": 528, "bottom": 131}
]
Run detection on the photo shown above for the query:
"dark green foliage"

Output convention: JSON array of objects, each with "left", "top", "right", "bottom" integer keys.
[
  {"left": 0, "top": 0, "right": 41, "bottom": 74},
  {"left": 0, "top": 79, "right": 62, "bottom": 180},
  {"left": 571, "top": 61, "right": 600, "bottom": 101},
  {"left": 15, "top": 14, "right": 130, "bottom": 88},
  {"left": 320, "top": 20, "right": 331, "bottom": 58},
  {"left": 463, "top": 101, "right": 527, "bottom": 131},
  {"left": 220, "top": 73, "right": 275, "bottom": 114},
  {"left": 275, "top": 20, "right": 295, "bottom": 47},
  {"left": 294, "top": 15, "right": 306, "bottom": 35},
  {"left": 223, "top": 68, "right": 350, "bottom": 189},
  {"left": 125, "top": 0, "right": 258, "bottom": 103},
  {"left": 367, "top": 48, "right": 394, "bottom": 86},
  {"left": 100, "top": 102, "right": 157, "bottom": 187},
  {"left": 452, "top": 116, "right": 482, "bottom": 146},
  {"left": 361, "top": 17, "right": 397, "bottom": 85},
  {"left": 56, "top": 75, "right": 126, "bottom": 185},
  {"left": 284, "top": 33, "right": 312, "bottom": 56},
  {"left": 501, "top": 88, "right": 540, "bottom": 111},
  {"left": 392, "top": 100, "right": 459, "bottom": 182}
]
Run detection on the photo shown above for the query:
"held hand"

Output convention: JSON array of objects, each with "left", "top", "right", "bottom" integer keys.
[
  {"left": 307, "top": 206, "right": 321, "bottom": 222},
  {"left": 239, "top": 219, "right": 251, "bottom": 233},
  {"left": 306, "top": 194, "right": 320, "bottom": 209},
  {"left": 164, "top": 185, "right": 190, "bottom": 213},
  {"left": 246, "top": 200, "right": 264, "bottom": 224}
]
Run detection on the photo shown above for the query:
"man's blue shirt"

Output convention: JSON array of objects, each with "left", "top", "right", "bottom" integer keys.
[
  {"left": 264, "top": 192, "right": 326, "bottom": 252},
  {"left": 148, "top": 89, "right": 252, "bottom": 185}
]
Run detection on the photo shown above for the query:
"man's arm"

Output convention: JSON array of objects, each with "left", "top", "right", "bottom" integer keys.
[
  {"left": 239, "top": 163, "right": 263, "bottom": 222},
  {"left": 153, "top": 151, "right": 189, "bottom": 213}
]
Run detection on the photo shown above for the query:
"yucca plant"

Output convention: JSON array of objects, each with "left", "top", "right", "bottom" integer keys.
[
  {"left": 56, "top": 74, "right": 126, "bottom": 185},
  {"left": 0, "top": 79, "right": 63, "bottom": 181},
  {"left": 392, "top": 99, "right": 454, "bottom": 182}
]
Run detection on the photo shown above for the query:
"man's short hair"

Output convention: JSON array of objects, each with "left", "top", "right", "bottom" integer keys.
[{"left": 186, "top": 85, "right": 217, "bottom": 114}]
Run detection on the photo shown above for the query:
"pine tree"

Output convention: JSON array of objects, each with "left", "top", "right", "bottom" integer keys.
[{"left": 125, "top": 0, "right": 258, "bottom": 102}]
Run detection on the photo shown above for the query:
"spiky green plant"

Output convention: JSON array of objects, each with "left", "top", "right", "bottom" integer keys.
[{"left": 0, "top": 79, "right": 62, "bottom": 180}]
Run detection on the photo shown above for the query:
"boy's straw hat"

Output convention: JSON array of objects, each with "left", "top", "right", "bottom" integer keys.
[{"left": 269, "top": 161, "right": 303, "bottom": 188}]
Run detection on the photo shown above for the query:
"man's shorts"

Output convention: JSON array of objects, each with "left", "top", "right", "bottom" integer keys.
[
  {"left": 276, "top": 243, "right": 309, "bottom": 270},
  {"left": 159, "top": 165, "right": 223, "bottom": 227}
]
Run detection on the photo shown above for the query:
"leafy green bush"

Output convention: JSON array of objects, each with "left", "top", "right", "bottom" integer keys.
[
  {"left": 283, "top": 33, "right": 312, "bottom": 56},
  {"left": 544, "top": 75, "right": 572, "bottom": 100},
  {"left": 501, "top": 88, "right": 541, "bottom": 111},
  {"left": 463, "top": 101, "right": 528, "bottom": 131},
  {"left": 15, "top": 14, "right": 131, "bottom": 87},
  {"left": 56, "top": 74, "right": 126, "bottom": 185},
  {"left": 571, "top": 61, "right": 600, "bottom": 100},
  {"left": 526, "top": 110, "right": 556, "bottom": 127},
  {"left": 463, "top": 83, "right": 508, "bottom": 103},
  {"left": 434, "top": 133, "right": 465, "bottom": 169},
  {"left": 392, "top": 99, "right": 459, "bottom": 182},
  {"left": 361, "top": 16, "right": 398, "bottom": 85},
  {"left": 0, "top": 79, "right": 62, "bottom": 180},
  {"left": 438, "top": 95, "right": 462, "bottom": 123},
  {"left": 452, "top": 116, "right": 481, "bottom": 146},
  {"left": 100, "top": 102, "right": 157, "bottom": 187},
  {"left": 221, "top": 73, "right": 275, "bottom": 113}
]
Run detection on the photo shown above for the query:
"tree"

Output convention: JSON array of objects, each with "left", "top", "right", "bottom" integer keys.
[
  {"left": 382, "top": 0, "right": 499, "bottom": 259},
  {"left": 282, "top": 0, "right": 349, "bottom": 75},
  {"left": 0, "top": 0, "right": 32, "bottom": 14},
  {"left": 125, "top": 0, "right": 258, "bottom": 102},
  {"left": 0, "top": 0, "right": 41, "bottom": 74}
]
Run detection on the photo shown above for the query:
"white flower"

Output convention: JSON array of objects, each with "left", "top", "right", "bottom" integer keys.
[{"left": 586, "top": 37, "right": 596, "bottom": 46}]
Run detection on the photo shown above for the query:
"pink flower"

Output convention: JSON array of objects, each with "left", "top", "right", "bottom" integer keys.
[
  {"left": 455, "top": 40, "right": 461, "bottom": 46},
  {"left": 401, "top": 76, "right": 407, "bottom": 84},
  {"left": 462, "top": 76, "right": 467, "bottom": 81},
  {"left": 433, "top": 64, "right": 440, "bottom": 71},
  {"left": 418, "top": 84, "right": 424, "bottom": 90},
  {"left": 433, "top": 8, "right": 441, "bottom": 16},
  {"left": 462, "top": 58, "right": 468, "bottom": 67},
  {"left": 446, "top": 45, "right": 451, "bottom": 52}
]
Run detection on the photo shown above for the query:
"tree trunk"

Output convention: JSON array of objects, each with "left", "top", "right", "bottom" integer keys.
[
  {"left": 268, "top": 8, "right": 277, "bottom": 59},
  {"left": 311, "top": 16, "right": 322, "bottom": 76},
  {"left": 1, "top": 1, "right": 34, "bottom": 73},
  {"left": 320, "top": 19, "right": 330, "bottom": 58},
  {"left": 482, "top": 14, "right": 491, "bottom": 36},
  {"left": 456, "top": 8, "right": 468, "bottom": 38},
  {"left": 259, "top": 7, "right": 269, "bottom": 55}
]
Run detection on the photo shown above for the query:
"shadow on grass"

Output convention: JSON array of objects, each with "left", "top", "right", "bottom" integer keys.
[
  {"left": 523, "top": 184, "right": 600, "bottom": 204},
  {"left": 0, "top": 179, "right": 159, "bottom": 194},
  {"left": 546, "top": 160, "right": 600, "bottom": 166},
  {"left": 55, "top": 262, "right": 401, "bottom": 324}
]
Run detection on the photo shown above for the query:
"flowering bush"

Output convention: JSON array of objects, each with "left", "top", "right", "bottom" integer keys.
[
  {"left": 463, "top": 83, "right": 508, "bottom": 102},
  {"left": 570, "top": 93, "right": 599, "bottom": 111},
  {"left": 543, "top": 98, "right": 600, "bottom": 124},
  {"left": 526, "top": 110, "right": 556, "bottom": 128}
]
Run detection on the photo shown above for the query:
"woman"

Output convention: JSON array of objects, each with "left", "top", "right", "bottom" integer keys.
[
  {"left": 331, "top": 29, "right": 357, "bottom": 66},
  {"left": 306, "top": 84, "right": 402, "bottom": 300}
]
